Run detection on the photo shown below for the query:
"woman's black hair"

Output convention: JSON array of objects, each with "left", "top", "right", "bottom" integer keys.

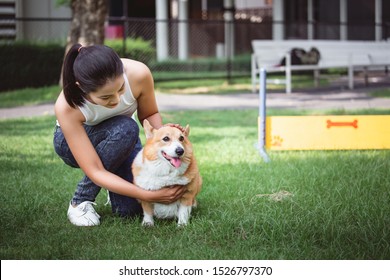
[{"left": 62, "top": 44, "right": 124, "bottom": 108}]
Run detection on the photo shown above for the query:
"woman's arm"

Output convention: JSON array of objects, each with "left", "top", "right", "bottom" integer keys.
[
  {"left": 122, "top": 58, "right": 163, "bottom": 129},
  {"left": 122, "top": 59, "right": 185, "bottom": 132}
]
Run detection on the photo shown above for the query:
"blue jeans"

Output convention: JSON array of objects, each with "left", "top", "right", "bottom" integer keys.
[{"left": 53, "top": 115, "right": 143, "bottom": 217}]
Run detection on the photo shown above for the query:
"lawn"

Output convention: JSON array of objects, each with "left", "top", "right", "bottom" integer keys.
[
  {"left": 0, "top": 73, "right": 360, "bottom": 108},
  {"left": 1, "top": 109, "right": 389, "bottom": 260}
]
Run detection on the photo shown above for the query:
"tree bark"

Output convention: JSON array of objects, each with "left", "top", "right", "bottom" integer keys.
[{"left": 66, "top": 0, "right": 108, "bottom": 50}]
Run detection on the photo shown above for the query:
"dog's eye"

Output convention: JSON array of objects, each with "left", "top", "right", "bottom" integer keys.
[
  {"left": 162, "top": 136, "right": 170, "bottom": 142},
  {"left": 179, "top": 136, "right": 184, "bottom": 142}
]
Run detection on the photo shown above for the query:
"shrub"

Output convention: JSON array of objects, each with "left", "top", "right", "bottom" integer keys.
[
  {"left": 0, "top": 38, "right": 156, "bottom": 92},
  {"left": 105, "top": 38, "right": 155, "bottom": 64},
  {"left": 148, "top": 54, "right": 251, "bottom": 73},
  {"left": 0, "top": 42, "right": 64, "bottom": 92}
]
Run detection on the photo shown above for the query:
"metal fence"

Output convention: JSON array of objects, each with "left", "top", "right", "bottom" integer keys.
[
  {"left": 120, "top": 18, "right": 270, "bottom": 58},
  {"left": 118, "top": 17, "right": 268, "bottom": 81},
  {"left": 2, "top": 16, "right": 390, "bottom": 82},
  {"left": 106, "top": 17, "right": 390, "bottom": 81}
]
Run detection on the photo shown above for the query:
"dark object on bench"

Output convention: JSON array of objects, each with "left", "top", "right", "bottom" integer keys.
[{"left": 280, "top": 47, "right": 321, "bottom": 66}]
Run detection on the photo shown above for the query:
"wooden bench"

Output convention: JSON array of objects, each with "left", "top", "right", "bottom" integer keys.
[{"left": 251, "top": 40, "right": 390, "bottom": 93}]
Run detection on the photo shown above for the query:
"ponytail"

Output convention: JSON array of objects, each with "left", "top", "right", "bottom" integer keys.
[
  {"left": 62, "top": 43, "right": 86, "bottom": 108},
  {"left": 62, "top": 44, "right": 124, "bottom": 108}
]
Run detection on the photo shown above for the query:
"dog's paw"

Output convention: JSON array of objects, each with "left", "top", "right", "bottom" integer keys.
[
  {"left": 142, "top": 221, "right": 154, "bottom": 227},
  {"left": 177, "top": 219, "right": 189, "bottom": 227},
  {"left": 177, "top": 222, "right": 188, "bottom": 228}
]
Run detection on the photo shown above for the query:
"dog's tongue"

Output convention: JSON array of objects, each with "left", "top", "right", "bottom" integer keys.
[
  {"left": 163, "top": 152, "right": 182, "bottom": 168},
  {"left": 170, "top": 157, "right": 182, "bottom": 168},
  {"left": 163, "top": 153, "right": 182, "bottom": 168}
]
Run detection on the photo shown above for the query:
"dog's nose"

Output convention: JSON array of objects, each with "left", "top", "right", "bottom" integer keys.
[{"left": 175, "top": 147, "right": 184, "bottom": 156}]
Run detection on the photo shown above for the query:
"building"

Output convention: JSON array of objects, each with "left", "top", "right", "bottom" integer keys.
[{"left": 0, "top": 0, "right": 70, "bottom": 41}]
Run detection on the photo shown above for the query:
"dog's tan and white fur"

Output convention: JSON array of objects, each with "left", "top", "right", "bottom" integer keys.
[{"left": 132, "top": 120, "right": 202, "bottom": 226}]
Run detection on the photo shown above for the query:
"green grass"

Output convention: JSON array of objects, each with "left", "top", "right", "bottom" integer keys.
[
  {"left": 369, "top": 88, "right": 390, "bottom": 98},
  {"left": 0, "top": 85, "right": 60, "bottom": 108},
  {"left": 1, "top": 109, "right": 390, "bottom": 260},
  {"left": 155, "top": 75, "right": 328, "bottom": 94},
  {"left": 0, "top": 74, "right": 328, "bottom": 107},
  {"left": 0, "top": 75, "right": 387, "bottom": 107}
]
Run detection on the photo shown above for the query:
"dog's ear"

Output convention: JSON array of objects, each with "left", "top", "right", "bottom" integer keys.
[
  {"left": 184, "top": 124, "right": 190, "bottom": 136},
  {"left": 143, "top": 119, "right": 154, "bottom": 139}
]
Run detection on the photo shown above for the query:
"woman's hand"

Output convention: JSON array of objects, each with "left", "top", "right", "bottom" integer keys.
[
  {"left": 142, "top": 185, "right": 187, "bottom": 204},
  {"left": 164, "top": 123, "right": 186, "bottom": 133}
]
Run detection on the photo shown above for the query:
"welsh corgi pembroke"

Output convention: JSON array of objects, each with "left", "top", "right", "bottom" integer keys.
[{"left": 132, "top": 120, "right": 202, "bottom": 226}]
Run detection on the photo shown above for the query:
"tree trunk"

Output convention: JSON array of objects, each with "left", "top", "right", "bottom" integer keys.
[
  {"left": 66, "top": 0, "right": 108, "bottom": 50},
  {"left": 60, "top": 0, "right": 108, "bottom": 85}
]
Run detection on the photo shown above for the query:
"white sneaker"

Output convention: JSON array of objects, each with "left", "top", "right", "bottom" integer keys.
[{"left": 67, "top": 201, "right": 101, "bottom": 226}]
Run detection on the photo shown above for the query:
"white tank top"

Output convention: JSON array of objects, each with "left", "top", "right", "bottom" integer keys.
[{"left": 78, "top": 73, "right": 138, "bottom": 126}]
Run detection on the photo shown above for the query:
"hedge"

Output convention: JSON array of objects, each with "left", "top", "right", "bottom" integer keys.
[
  {"left": 0, "top": 39, "right": 251, "bottom": 92},
  {"left": 149, "top": 54, "right": 251, "bottom": 73},
  {"left": 105, "top": 38, "right": 155, "bottom": 65},
  {"left": 0, "top": 42, "right": 65, "bottom": 92},
  {"left": 0, "top": 38, "right": 155, "bottom": 92}
]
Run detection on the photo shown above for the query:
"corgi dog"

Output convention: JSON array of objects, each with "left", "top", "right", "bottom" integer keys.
[{"left": 132, "top": 120, "right": 202, "bottom": 226}]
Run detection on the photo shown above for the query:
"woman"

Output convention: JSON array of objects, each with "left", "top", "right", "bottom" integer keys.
[{"left": 54, "top": 44, "right": 186, "bottom": 226}]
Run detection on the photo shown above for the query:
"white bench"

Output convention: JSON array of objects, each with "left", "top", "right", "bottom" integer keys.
[{"left": 251, "top": 40, "right": 390, "bottom": 93}]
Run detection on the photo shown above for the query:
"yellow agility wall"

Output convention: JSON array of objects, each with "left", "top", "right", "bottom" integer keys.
[{"left": 261, "top": 115, "right": 390, "bottom": 150}]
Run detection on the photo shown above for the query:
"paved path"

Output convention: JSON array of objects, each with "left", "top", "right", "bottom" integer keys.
[{"left": 1, "top": 88, "right": 390, "bottom": 120}]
